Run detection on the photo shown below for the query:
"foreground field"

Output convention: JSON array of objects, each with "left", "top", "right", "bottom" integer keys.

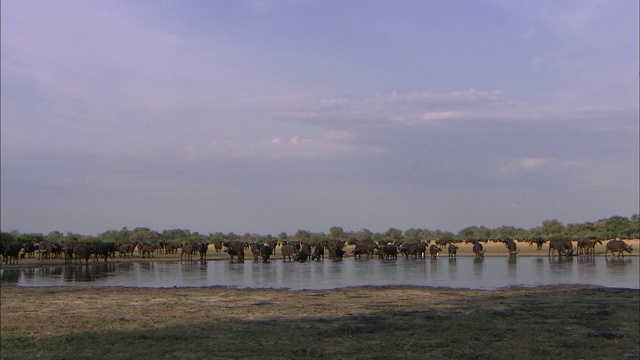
[{"left": 1, "top": 285, "right": 638, "bottom": 359}]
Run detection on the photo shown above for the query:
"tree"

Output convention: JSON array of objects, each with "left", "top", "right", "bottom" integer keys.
[
  {"left": 294, "top": 230, "right": 310, "bottom": 242},
  {"left": 329, "top": 227, "right": 345, "bottom": 240},
  {"left": 597, "top": 216, "right": 633, "bottom": 239},
  {"left": 386, "top": 228, "right": 403, "bottom": 242},
  {"left": 356, "top": 229, "right": 373, "bottom": 242},
  {"left": 539, "top": 219, "right": 564, "bottom": 238}
]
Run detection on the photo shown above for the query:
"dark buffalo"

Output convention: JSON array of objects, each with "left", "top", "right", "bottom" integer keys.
[
  {"left": 528, "top": 238, "right": 545, "bottom": 250},
  {"left": 311, "top": 244, "right": 324, "bottom": 261},
  {"left": 400, "top": 240, "right": 427, "bottom": 259},
  {"left": 448, "top": 244, "right": 459, "bottom": 258},
  {"left": 504, "top": 239, "right": 517, "bottom": 254},
  {"left": 165, "top": 242, "right": 182, "bottom": 255},
  {"left": 73, "top": 243, "right": 93, "bottom": 266},
  {"left": 382, "top": 244, "right": 398, "bottom": 260},
  {"left": 260, "top": 244, "right": 273, "bottom": 263},
  {"left": 4, "top": 243, "right": 23, "bottom": 264},
  {"left": 213, "top": 242, "right": 223, "bottom": 253},
  {"left": 250, "top": 242, "right": 263, "bottom": 261},
  {"left": 326, "top": 241, "right": 345, "bottom": 260},
  {"left": 548, "top": 239, "right": 573, "bottom": 257},
  {"left": 280, "top": 244, "right": 295, "bottom": 261},
  {"left": 141, "top": 243, "right": 157, "bottom": 258},
  {"left": 63, "top": 244, "right": 74, "bottom": 264},
  {"left": 181, "top": 243, "right": 195, "bottom": 262},
  {"left": 295, "top": 248, "right": 309, "bottom": 262},
  {"left": 93, "top": 242, "right": 116, "bottom": 262},
  {"left": 224, "top": 241, "right": 245, "bottom": 263},
  {"left": 23, "top": 242, "right": 38, "bottom": 259},
  {"left": 472, "top": 242, "right": 485, "bottom": 258},
  {"left": 353, "top": 240, "right": 375, "bottom": 260},
  {"left": 196, "top": 243, "right": 208, "bottom": 261},
  {"left": 333, "top": 246, "right": 346, "bottom": 261},
  {"left": 585, "top": 239, "right": 602, "bottom": 255},
  {"left": 605, "top": 240, "right": 633, "bottom": 257},
  {"left": 429, "top": 245, "right": 442, "bottom": 258}
]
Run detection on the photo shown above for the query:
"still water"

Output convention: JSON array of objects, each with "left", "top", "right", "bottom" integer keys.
[{"left": 1, "top": 256, "right": 638, "bottom": 290}]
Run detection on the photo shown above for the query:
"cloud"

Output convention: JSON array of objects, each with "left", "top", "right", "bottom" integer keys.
[
  {"left": 202, "top": 130, "right": 381, "bottom": 160},
  {"left": 498, "top": 157, "right": 580, "bottom": 175}
]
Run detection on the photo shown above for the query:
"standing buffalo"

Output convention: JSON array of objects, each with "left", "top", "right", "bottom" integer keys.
[
  {"left": 352, "top": 241, "right": 375, "bottom": 260},
  {"left": 311, "top": 244, "right": 324, "bottom": 261},
  {"left": 295, "top": 248, "right": 309, "bottom": 262},
  {"left": 429, "top": 245, "right": 442, "bottom": 258},
  {"left": 472, "top": 242, "right": 485, "bottom": 258},
  {"left": 280, "top": 245, "right": 295, "bottom": 261},
  {"left": 504, "top": 239, "right": 518, "bottom": 255},
  {"left": 381, "top": 244, "right": 398, "bottom": 260},
  {"left": 605, "top": 240, "right": 633, "bottom": 257},
  {"left": 3, "top": 243, "right": 23, "bottom": 264},
  {"left": 181, "top": 243, "right": 194, "bottom": 262},
  {"left": 448, "top": 244, "right": 459, "bottom": 258},
  {"left": 141, "top": 243, "right": 156, "bottom": 258},
  {"left": 197, "top": 243, "right": 208, "bottom": 261},
  {"left": 73, "top": 243, "right": 93, "bottom": 266},
  {"left": 528, "top": 238, "right": 545, "bottom": 250},
  {"left": 224, "top": 241, "right": 245, "bottom": 263},
  {"left": 548, "top": 239, "right": 573, "bottom": 257},
  {"left": 260, "top": 244, "right": 273, "bottom": 263},
  {"left": 399, "top": 240, "right": 427, "bottom": 260}
]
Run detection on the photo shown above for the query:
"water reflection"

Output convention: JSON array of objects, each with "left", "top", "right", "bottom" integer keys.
[{"left": 1, "top": 257, "right": 638, "bottom": 290}]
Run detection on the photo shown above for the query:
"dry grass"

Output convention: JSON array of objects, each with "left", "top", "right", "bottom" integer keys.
[{"left": 1, "top": 285, "right": 639, "bottom": 359}]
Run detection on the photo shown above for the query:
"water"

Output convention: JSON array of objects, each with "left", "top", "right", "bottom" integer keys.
[{"left": 1, "top": 256, "right": 638, "bottom": 290}]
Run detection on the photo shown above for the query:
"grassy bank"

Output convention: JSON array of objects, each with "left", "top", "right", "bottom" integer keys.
[{"left": 1, "top": 285, "right": 638, "bottom": 359}]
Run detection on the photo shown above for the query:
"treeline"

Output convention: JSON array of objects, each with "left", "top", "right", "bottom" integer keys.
[{"left": 1, "top": 215, "right": 638, "bottom": 246}]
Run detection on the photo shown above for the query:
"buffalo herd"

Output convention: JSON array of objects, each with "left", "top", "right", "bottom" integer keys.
[{"left": 0, "top": 238, "right": 635, "bottom": 265}]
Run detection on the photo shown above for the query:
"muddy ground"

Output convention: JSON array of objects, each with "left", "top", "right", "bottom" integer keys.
[{"left": 1, "top": 284, "right": 638, "bottom": 359}]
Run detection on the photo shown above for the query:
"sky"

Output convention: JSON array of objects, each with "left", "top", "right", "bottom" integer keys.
[{"left": 1, "top": 0, "right": 638, "bottom": 236}]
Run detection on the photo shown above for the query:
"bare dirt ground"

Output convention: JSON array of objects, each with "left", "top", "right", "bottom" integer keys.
[{"left": 1, "top": 284, "right": 639, "bottom": 359}]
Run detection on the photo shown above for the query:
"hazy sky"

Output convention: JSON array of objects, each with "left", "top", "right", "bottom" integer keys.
[{"left": 2, "top": 0, "right": 638, "bottom": 236}]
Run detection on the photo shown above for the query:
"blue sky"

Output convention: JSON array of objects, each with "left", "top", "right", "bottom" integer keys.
[{"left": 1, "top": 0, "right": 638, "bottom": 236}]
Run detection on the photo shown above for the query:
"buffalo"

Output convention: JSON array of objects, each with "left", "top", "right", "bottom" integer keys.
[
  {"left": 400, "top": 240, "right": 427, "bottom": 260},
  {"left": 472, "top": 241, "right": 485, "bottom": 258},
  {"left": 295, "top": 248, "right": 309, "bottom": 262},
  {"left": 382, "top": 244, "right": 398, "bottom": 260},
  {"left": 73, "top": 243, "right": 93, "bottom": 266},
  {"left": 605, "top": 240, "right": 633, "bottom": 257},
  {"left": 141, "top": 243, "right": 157, "bottom": 258},
  {"left": 311, "top": 244, "right": 324, "bottom": 261},
  {"left": 504, "top": 239, "right": 517, "bottom": 255},
  {"left": 528, "top": 238, "right": 545, "bottom": 250},
  {"left": 224, "top": 241, "right": 245, "bottom": 263},
  {"left": 260, "top": 244, "right": 273, "bottom": 263},
  {"left": 448, "top": 244, "right": 459, "bottom": 258},
  {"left": 181, "top": 243, "right": 195, "bottom": 261},
  {"left": 280, "top": 244, "right": 295, "bottom": 261},
  {"left": 4, "top": 243, "right": 23, "bottom": 264},
  {"left": 548, "top": 239, "right": 573, "bottom": 257},
  {"left": 429, "top": 245, "right": 442, "bottom": 258},
  {"left": 196, "top": 243, "right": 209, "bottom": 261},
  {"left": 352, "top": 240, "right": 375, "bottom": 260}
]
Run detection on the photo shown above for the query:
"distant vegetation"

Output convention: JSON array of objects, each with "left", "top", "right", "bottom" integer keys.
[{"left": 2, "top": 215, "right": 638, "bottom": 246}]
